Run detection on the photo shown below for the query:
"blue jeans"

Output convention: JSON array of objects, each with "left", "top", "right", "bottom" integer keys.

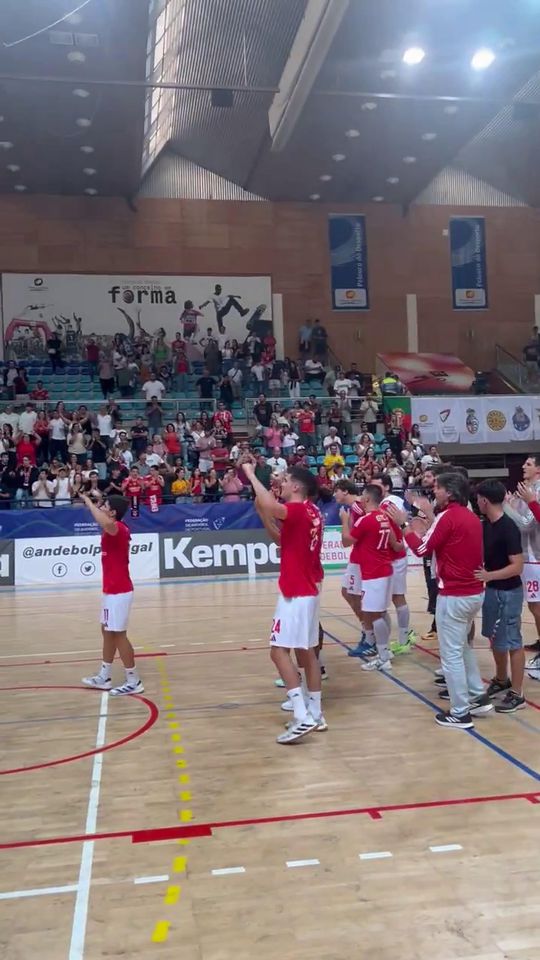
[
  {"left": 481, "top": 585, "right": 523, "bottom": 651},
  {"left": 436, "top": 593, "right": 484, "bottom": 717},
  {"left": 175, "top": 373, "right": 188, "bottom": 393},
  {"left": 15, "top": 488, "right": 30, "bottom": 508}
]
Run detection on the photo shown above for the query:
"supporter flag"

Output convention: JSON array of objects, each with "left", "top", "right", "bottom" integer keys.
[{"left": 383, "top": 396, "right": 411, "bottom": 434}]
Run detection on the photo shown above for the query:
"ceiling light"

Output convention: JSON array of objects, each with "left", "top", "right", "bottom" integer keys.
[
  {"left": 80, "top": 145, "right": 94, "bottom": 153},
  {"left": 372, "top": 196, "right": 384, "bottom": 202},
  {"left": 421, "top": 132, "right": 437, "bottom": 141},
  {"left": 402, "top": 46, "right": 425, "bottom": 66},
  {"left": 309, "top": 194, "right": 320, "bottom": 200},
  {"left": 14, "top": 184, "right": 27, "bottom": 192},
  {"left": 66, "top": 12, "right": 83, "bottom": 24},
  {"left": 471, "top": 47, "right": 495, "bottom": 71},
  {"left": 73, "top": 88, "right": 90, "bottom": 98},
  {"left": 0, "top": 141, "right": 13, "bottom": 149},
  {"left": 345, "top": 128, "right": 360, "bottom": 138},
  {"left": 444, "top": 104, "right": 459, "bottom": 115},
  {"left": 386, "top": 176, "right": 399, "bottom": 184},
  {"left": 6, "top": 164, "right": 20, "bottom": 172},
  {"left": 332, "top": 153, "right": 346, "bottom": 162},
  {"left": 67, "top": 50, "right": 86, "bottom": 63},
  {"left": 380, "top": 69, "right": 397, "bottom": 80},
  {"left": 84, "top": 188, "right": 98, "bottom": 196},
  {"left": 76, "top": 118, "right": 92, "bottom": 128},
  {"left": 403, "top": 156, "right": 417, "bottom": 164},
  {"left": 83, "top": 167, "right": 97, "bottom": 175},
  {"left": 361, "top": 101, "right": 377, "bottom": 111},
  {"left": 319, "top": 174, "right": 332, "bottom": 181}
]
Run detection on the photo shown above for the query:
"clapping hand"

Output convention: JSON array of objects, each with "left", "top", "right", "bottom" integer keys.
[
  {"left": 385, "top": 503, "right": 407, "bottom": 527},
  {"left": 517, "top": 482, "right": 535, "bottom": 504}
]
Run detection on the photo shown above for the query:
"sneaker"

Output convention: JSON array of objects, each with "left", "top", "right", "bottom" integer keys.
[
  {"left": 524, "top": 639, "right": 540, "bottom": 652},
  {"left": 495, "top": 691, "right": 526, "bottom": 714},
  {"left": 435, "top": 711, "right": 474, "bottom": 729},
  {"left": 526, "top": 654, "right": 540, "bottom": 670},
  {"left": 285, "top": 715, "right": 328, "bottom": 732},
  {"left": 438, "top": 688, "right": 449, "bottom": 700},
  {"left": 274, "top": 678, "right": 286, "bottom": 688},
  {"left": 422, "top": 630, "right": 438, "bottom": 642},
  {"left": 434, "top": 667, "right": 444, "bottom": 678},
  {"left": 361, "top": 655, "right": 393, "bottom": 672},
  {"left": 281, "top": 699, "right": 294, "bottom": 712},
  {"left": 110, "top": 680, "right": 144, "bottom": 697},
  {"left": 469, "top": 693, "right": 494, "bottom": 716},
  {"left": 348, "top": 639, "right": 376, "bottom": 658},
  {"left": 486, "top": 676, "right": 511, "bottom": 699},
  {"left": 82, "top": 675, "right": 112, "bottom": 691},
  {"left": 390, "top": 630, "right": 416, "bottom": 655},
  {"left": 434, "top": 675, "right": 447, "bottom": 687},
  {"left": 320, "top": 665, "right": 329, "bottom": 681},
  {"left": 276, "top": 715, "right": 317, "bottom": 744},
  {"left": 527, "top": 663, "right": 540, "bottom": 681}
]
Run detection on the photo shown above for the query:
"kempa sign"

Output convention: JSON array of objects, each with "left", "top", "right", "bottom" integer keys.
[{"left": 160, "top": 531, "right": 280, "bottom": 579}]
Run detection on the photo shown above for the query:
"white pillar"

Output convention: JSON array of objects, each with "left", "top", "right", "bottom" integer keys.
[
  {"left": 406, "top": 294, "right": 418, "bottom": 353},
  {"left": 272, "top": 292, "right": 284, "bottom": 360},
  {"left": 535, "top": 294, "right": 540, "bottom": 327}
]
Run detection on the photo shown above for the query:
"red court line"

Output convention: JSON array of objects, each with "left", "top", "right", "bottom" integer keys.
[
  {"left": 1, "top": 791, "right": 538, "bottom": 851},
  {"left": 414, "top": 641, "right": 540, "bottom": 714},
  {"left": 0, "top": 687, "right": 159, "bottom": 775},
  {"left": 0, "top": 652, "right": 167, "bottom": 669}
]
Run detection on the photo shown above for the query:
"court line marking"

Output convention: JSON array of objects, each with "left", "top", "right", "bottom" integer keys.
[
  {"left": 359, "top": 851, "right": 393, "bottom": 861},
  {"left": 68, "top": 691, "right": 108, "bottom": 960},
  {"left": 211, "top": 867, "right": 246, "bottom": 876},
  {"left": 429, "top": 844, "right": 463, "bottom": 853},
  {"left": 286, "top": 859, "right": 320, "bottom": 868},
  {"left": 0, "top": 883, "right": 78, "bottom": 900},
  {"left": 0, "top": 644, "right": 175, "bottom": 661},
  {"left": 0, "top": 652, "right": 167, "bottom": 669},
  {"left": 134, "top": 875, "right": 170, "bottom": 886}
]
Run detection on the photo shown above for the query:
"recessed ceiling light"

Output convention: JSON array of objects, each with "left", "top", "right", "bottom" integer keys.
[
  {"left": 403, "top": 46, "right": 426, "bottom": 66},
  {"left": 73, "top": 88, "right": 90, "bottom": 98},
  {"left": 386, "top": 176, "right": 399, "bottom": 184},
  {"left": 372, "top": 196, "right": 384, "bottom": 202},
  {"left": 14, "top": 184, "right": 27, "bottom": 192},
  {"left": 471, "top": 47, "right": 496, "bottom": 71},
  {"left": 6, "top": 164, "right": 20, "bottom": 172},
  {"left": 345, "top": 128, "right": 360, "bottom": 138},
  {"left": 319, "top": 174, "right": 332, "bottom": 181},
  {"left": 76, "top": 118, "right": 92, "bottom": 128},
  {"left": 309, "top": 194, "right": 320, "bottom": 200},
  {"left": 80, "top": 145, "right": 94, "bottom": 154},
  {"left": 83, "top": 167, "right": 97, "bottom": 175},
  {"left": 421, "top": 132, "right": 437, "bottom": 141},
  {"left": 380, "top": 69, "right": 397, "bottom": 80},
  {"left": 0, "top": 141, "right": 13, "bottom": 150},
  {"left": 332, "top": 153, "right": 346, "bottom": 162},
  {"left": 84, "top": 188, "right": 98, "bottom": 196},
  {"left": 403, "top": 156, "right": 417, "bottom": 164},
  {"left": 361, "top": 101, "right": 377, "bottom": 111},
  {"left": 67, "top": 50, "right": 86, "bottom": 63}
]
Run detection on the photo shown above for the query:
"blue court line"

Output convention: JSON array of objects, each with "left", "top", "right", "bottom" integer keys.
[{"left": 323, "top": 627, "right": 540, "bottom": 784}]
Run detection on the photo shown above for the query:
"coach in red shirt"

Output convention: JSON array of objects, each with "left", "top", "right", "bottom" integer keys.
[{"left": 387, "top": 472, "right": 491, "bottom": 730}]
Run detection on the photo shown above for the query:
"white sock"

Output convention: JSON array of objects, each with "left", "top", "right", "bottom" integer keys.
[
  {"left": 288, "top": 686, "right": 309, "bottom": 722},
  {"left": 373, "top": 617, "right": 391, "bottom": 662},
  {"left": 383, "top": 612, "right": 392, "bottom": 633},
  {"left": 100, "top": 661, "right": 113, "bottom": 680},
  {"left": 396, "top": 604, "right": 410, "bottom": 643},
  {"left": 365, "top": 629, "right": 376, "bottom": 648},
  {"left": 125, "top": 667, "right": 139, "bottom": 686},
  {"left": 307, "top": 690, "right": 322, "bottom": 719}
]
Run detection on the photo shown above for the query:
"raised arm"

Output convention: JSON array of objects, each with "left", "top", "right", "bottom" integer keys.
[
  {"left": 243, "top": 461, "right": 287, "bottom": 520},
  {"left": 79, "top": 492, "right": 118, "bottom": 535}
]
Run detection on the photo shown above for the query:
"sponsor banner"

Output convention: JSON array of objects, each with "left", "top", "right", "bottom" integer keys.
[
  {"left": 321, "top": 526, "right": 350, "bottom": 569},
  {"left": 410, "top": 397, "right": 439, "bottom": 445},
  {"left": 0, "top": 538, "right": 15, "bottom": 585},
  {"left": 328, "top": 214, "right": 369, "bottom": 310},
  {"left": 1, "top": 273, "right": 273, "bottom": 362},
  {"left": 378, "top": 352, "right": 474, "bottom": 394},
  {"left": 411, "top": 396, "right": 537, "bottom": 444},
  {"left": 160, "top": 529, "right": 280, "bottom": 579},
  {"left": 450, "top": 216, "right": 488, "bottom": 309},
  {"left": 15, "top": 533, "right": 158, "bottom": 586}
]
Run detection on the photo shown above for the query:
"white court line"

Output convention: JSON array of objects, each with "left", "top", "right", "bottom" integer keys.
[
  {"left": 0, "top": 644, "right": 175, "bottom": 660},
  {"left": 359, "top": 851, "right": 393, "bottom": 861},
  {"left": 0, "top": 884, "right": 78, "bottom": 901},
  {"left": 189, "top": 642, "right": 205, "bottom": 646},
  {"left": 133, "top": 875, "right": 170, "bottom": 885},
  {"left": 68, "top": 691, "right": 108, "bottom": 960},
  {"left": 286, "top": 859, "right": 320, "bottom": 868},
  {"left": 211, "top": 867, "right": 246, "bottom": 876},
  {"left": 429, "top": 844, "right": 463, "bottom": 854}
]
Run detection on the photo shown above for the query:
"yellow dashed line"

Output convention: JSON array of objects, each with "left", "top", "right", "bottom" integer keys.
[
  {"left": 179, "top": 774, "right": 190, "bottom": 784},
  {"left": 173, "top": 856, "right": 187, "bottom": 873},
  {"left": 151, "top": 921, "right": 170, "bottom": 943},
  {"left": 179, "top": 809, "right": 192, "bottom": 822},
  {"left": 180, "top": 791, "right": 192, "bottom": 802},
  {"left": 164, "top": 885, "right": 181, "bottom": 906}
]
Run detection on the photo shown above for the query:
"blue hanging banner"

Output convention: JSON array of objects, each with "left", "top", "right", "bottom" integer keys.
[
  {"left": 450, "top": 216, "right": 488, "bottom": 310},
  {"left": 328, "top": 214, "right": 369, "bottom": 310}
]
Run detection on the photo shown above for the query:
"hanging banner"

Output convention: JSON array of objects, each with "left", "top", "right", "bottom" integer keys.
[
  {"left": 450, "top": 216, "right": 488, "bottom": 309},
  {"left": 328, "top": 214, "right": 369, "bottom": 310},
  {"left": 482, "top": 397, "right": 534, "bottom": 443},
  {"left": 410, "top": 397, "right": 439, "bottom": 445},
  {"left": 382, "top": 396, "right": 412, "bottom": 434},
  {"left": 411, "top": 396, "right": 537, "bottom": 444}
]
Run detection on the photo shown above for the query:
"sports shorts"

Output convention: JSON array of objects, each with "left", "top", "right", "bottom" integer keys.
[
  {"left": 101, "top": 591, "right": 133, "bottom": 632},
  {"left": 270, "top": 592, "right": 321, "bottom": 650},
  {"left": 341, "top": 562, "right": 362, "bottom": 596},
  {"left": 361, "top": 576, "right": 392, "bottom": 613}
]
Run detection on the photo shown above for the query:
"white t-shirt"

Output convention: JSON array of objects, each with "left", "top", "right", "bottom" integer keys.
[
  {"left": 97, "top": 413, "right": 113, "bottom": 436},
  {"left": 49, "top": 416, "right": 67, "bottom": 440},
  {"left": 54, "top": 477, "right": 71, "bottom": 502},
  {"left": 421, "top": 454, "right": 439, "bottom": 470},
  {"left": 251, "top": 364, "right": 265, "bottom": 382},
  {"left": 142, "top": 380, "right": 165, "bottom": 401},
  {"left": 32, "top": 479, "right": 55, "bottom": 507},
  {"left": 120, "top": 448, "right": 133, "bottom": 468},
  {"left": 267, "top": 456, "right": 287, "bottom": 474},
  {"left": 229, "top": 367, "right": 243, "bottom": 385},
  {"left": 281, "top": 432, "right": 298, "bottom": 451},
  {"left": 323, "top": 434, "right": 343, "bottom": 448},
  {"left": 334, "top": 378, "right": 352, "bottom": 395},
  {"left": 146, "top": 453, "right": 165, "bottom": 467},
  {"left": 305, "top": 360, "right": 324, "bottom": 374},
  {"left": 0, "top": 411, "right": 20, "bottom": 431},
  {"left": 19, "top": 410, "right": 37, "bottom": 434}
]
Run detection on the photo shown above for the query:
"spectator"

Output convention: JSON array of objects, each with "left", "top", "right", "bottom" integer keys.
[
  {"left": 190, "top": 468, "right": 203, "bottom": 501},
  {"left": 163, "top": 423, "right": 181, "bottom": 464},
  {"left": 89, "top": 430, "right": 108, "bottom": 480},
  {"left": 96, "top": 404, "right": 113, "bottom": 449},
  {"left": 196, "top": 431, "right": 216, "bottom": 474},
  {"left": 298, "top": 319, "right": 313, "bottom": 354},
  {"left": 49, "top": 408, "right": 69, "bottom": 462},
  {"left": 326, "top": 403, "right": 342, "bottom": 436},
  {"left": 421, "top": 445, "right": 442, "bottom": 470},
  {"left": 345, "top": 363, "right": 363, "bottom": 394},
  {"left": 122, "top": 465, "right": 145, "bottom": 501},
  {"left": 220, "top": 467, "right": 244, "bottom": 502},
  {"left": 304, "top": 357, "right": 326, "bottom": 385},
  {"left": 144, "top": 465, "right": 164, "bottom": 509},
  {"left": 386, "top": 457, "right": 407, "bottom": 492},
  {"left": 1, "top": 425, "right": 16, "bottom": 466},
  {"left": 82, "top": 469, "right": 103, "bottom": 504},
  {"left": 30, "top": 380, "right": 49, "bottom": 405},
  {"left": 195, "top": 367, "right": 216, "bottom": 409},
  {"left": 401, "top": 440, "right": 419, "bottom": 467},
  {"left": 296, "top": 402, "right": 316, "bottom": 450},
  {"left": 145, "top": 443, "right": 166, "bottom": 469},
  {"left": 285, "top": 358, "right": 301, "bottom": 399},
  {"left": 228, "top": 361, "right": 243, "bottom": 401},
  {"left": 146, "top": 398, "right": 163, "bottom": 434},
  {"left": 380, "top": 370, "right": 403, "bottom": 395},
  {"left": 359, "top": 395, "right": 379, "bottom": 431},
  {"left": 324, "top": 444, "right": 345, "bottom": 477},
  {"left": 16, "top": 432, "right": 40, "bottom": 466},
  {"left": 203, "top": 468, "right": 220, "bottom": 502},
  {"left": 311, "top": 319, "right": 328, "bottom": 360},
  {"left": 323, "top": 426, "right": 342, "bottom": 449},
  {"left": 104, "top": 467, "right": 125, "bottom": 496},
  {"left": 218, "top": 374, "right": 234, "bottom": 409},
  {"left": 254, "top": 453, "right": 272, "bottom": 490},
  {"left": 171, "top": 467, "right": 190, "bottom": 502},
  {"left": 356, "top": 433, "right": 373, "bottom": 458},
  {"left": 130, "top": 417, "right": 148, "bottom": 457},
  {"left": 15, "top": 456, "right": 39, "bottom": 507},
  {"left": 0, "top": 404, "right": 20, "bottom": 433},
  {"left": 264, "top": 416, "right": 282, "bottom": 452},
  {"left": 253, "top": 395, "right": 273, "bottom": 431},
  {"left": 410, "top": 423, "right": 423, "bottom": 444},
  {"left": 142, "top": 373, "right": 166, "bottom": 402},
  {"left": 281, "top": 425, "right": 298, "bottom": 457},
  {"left": 174, "top": 412, "right": 190, "bottom": 461},
  {"left": 19, "top": 402, "right": 37, "bottom": 435},
  {"left": 86, "top": 337, "right": 100, "bottom": 381},
  {"left": 98, "top": 354, "right": 115, "bottom": 399},
  {"left": 317, "top": 465, "right": 333, "bottom": 493},
  {"left": 34, "top": 411, "right": 50, "bottom": 463},
  {"left": 250, "top": 360, "right": 266, "bottom": 395},
  {"left": 47, "top": 332, "right": 63, "bottom": 373},
  {"left": 213, "top": 401, "right": 233, "bottom": 444},
  {"left": 3, "top": 360, "right": 18, "bottom": 398},
  {"left": 523, "top": 325, "right": 540, "bottom": 374},
  {"left": 334, "top": 372, "right": 353, "bottom": 396},
  {"left": 32, "top": 468, "right": 55, "bottom": 507},
  {"left": 0, "top": 453, "right": 15, "bottom": 506},
  {"left": 267, "top": 447, "right": 288, "bottom": 476},
  {"left": 337, "top": 392, "right": 353, "bottom": 440},
  {"left": 67, "top": 424, "right": 89, "bottom": 464}
]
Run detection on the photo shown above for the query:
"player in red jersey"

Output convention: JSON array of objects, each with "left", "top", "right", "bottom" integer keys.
[
  {"left": 243, "top": 461, "right": 324, "bottom": 744},
  {"left": 334, "top": 479, "right": 373, "bottom": 656},
  {"left": 122, "top": 465, "right": 144, "bottom": 501},
  {"left": 80, "top": 493, "right": 143, "bottom": 696},
  {"left": 373, "top": 475, "right": 417, "bottom": 655},
  {"left": 340, "top": 483, "right": 396, "bottom": 672},
  {"left": 143, "top": 465, "right": 164, "bottom": 511}
]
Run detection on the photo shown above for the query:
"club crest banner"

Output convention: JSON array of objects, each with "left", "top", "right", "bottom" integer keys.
[{"left": 411, "top": 396, "right": 537, "bottom": 444}]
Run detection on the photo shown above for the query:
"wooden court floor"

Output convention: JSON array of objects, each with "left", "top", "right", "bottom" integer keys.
[{"left": 1, "top": 571, "right": 540, "bottom": 960}]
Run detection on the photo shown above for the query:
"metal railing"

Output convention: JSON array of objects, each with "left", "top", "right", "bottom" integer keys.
[
  {"left": 495, "top": 343, "right": 537, "bottom": 393},
  {"left": 0, "top": 398, "right": 217, "bottom": 419}
]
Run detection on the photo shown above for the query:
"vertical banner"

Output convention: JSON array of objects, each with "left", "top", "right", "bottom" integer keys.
[
  {"left": 382, "top": 396, "right": 411, "bottom": 434},
  {"left": 328, "top": 214, "right": 369, "bottom": 310},
  {"left": 450, "top": 216, "right": 488, "bottom": 309}
]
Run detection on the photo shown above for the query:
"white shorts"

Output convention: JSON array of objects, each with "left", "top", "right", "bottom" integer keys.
[
  {"left": 101, "top": 592, "right": 133, "bottom": 632},
  {"left": 523, "top": 563, "right": 540, "bottom": 604},
  {"left": 391, "top": 555, "right": 408, "bottom": 596},
  {"left": 270, "top": 593, "right": 321, "bottom": 650},
  {"left": 361, "top": 577, "right": 392, "bottom": 613},
  {"left": 341, "top": 562, "right": 363, "bottom": 595}
]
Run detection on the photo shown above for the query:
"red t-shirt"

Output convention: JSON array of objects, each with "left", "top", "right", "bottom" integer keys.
[
  {"left": 297, "top": 411, "right": 315, "bottom": 435},
  {"left": 380, "top": 496, "right": 406, "bottom": 560},
  {"left": 86, "top": 343, "right": 99, "bottom": 362},
  {"left": 101, "top": 521, "right": 133, "bottom": 595},
  {"left": 349, "top": 510, "right": 394, "bottom": 580},
  {"left": 31, "top": 389, "right": 49, "bottom": 402},
  {"left": 163, "top": 432, "right": 181, "bottom": 455},
  {"left": 214, "top": 410, "right": 233, "bottom": 432},
  {"left": 122, "top": 478, "right": 144, "bottom": 499},
  {"left": 279, "top": 500, "right": 323, "bottom": 598},
  {"left": 16, "top": 440, "right": 37, "bottom": 465},
  {"left": 144, "top": 477, "right": 163, "bottom": 505}
]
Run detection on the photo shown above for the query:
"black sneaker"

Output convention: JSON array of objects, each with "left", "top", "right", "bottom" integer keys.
[
  {"left": 495, "top": 691, "right": 526, "bottom": 713},
  {"left": 525, "top": 639, "right": 540, "bottom": 652},
  {"left": 435, "top": 711, "right": 474, "bottom": 730},
  {"left": 486, "top": 676, "right": 511, "bottom": 699},
  {"left": 438, "top": 687, "right": 450, "bottom": 700},
  {"left": 469, "top": 693, "right": 494, "bottom": 716},
  {"left": 434, "top": 675, "right": 447, "bottom": 687}
]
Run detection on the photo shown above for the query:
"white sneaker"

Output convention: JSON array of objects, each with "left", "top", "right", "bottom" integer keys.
[
  {"left": 526, "top": 655, "right": 540, "bottom": 670},
  {"left": 285, "top": 714, "right": 328, "bottom": 732},
  {"left": 82, "top": 675, "right": 112, "bottom": 691},
  {"left": 276, "top": 715, "right": 317, "bottom": 744},
  {"left": 110, "top": 680, "right": 144, "bottom": 697},
  {"left": 281, "top": 699, "right": 294, "bottom": 712},
  {"left": 434, "top": 667, "right": 445, "bottom": 677},
  {"left": 361, "top": 656, "right": 392, "bottom": 672}
]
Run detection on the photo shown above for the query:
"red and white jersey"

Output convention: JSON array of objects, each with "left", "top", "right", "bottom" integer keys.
[
  {"left": 279, "top": 500, "right": 323, "bottom": 598},
  {"left": 380, "top": 494, "right": 406, "bottom": 560},
  {"left": 405, "top": 502, "right": 483, "bottom": 596},
  {"left": 122, "top": 478, "right": 144, "bottom": 499},
  {"left": 351, "top": 499, "right": 365, "bottom": 520},
  {"left": 349, "top": 510, "right": 394, "bottom": 581},
  {"left": 144, "top": 477, "right": 163, "bottom": 510},
  {"left": 102, "top": 521, "right": 133, "bottom": 595}
]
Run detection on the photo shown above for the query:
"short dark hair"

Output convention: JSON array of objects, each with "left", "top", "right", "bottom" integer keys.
[
  {"left": 288, "top": 465, "right": 318, "bottom": 499},
  {"left": 435, "top": 471, "right": 469, "bottom": 506},
  {"left": 364, "top": 483, "right": 383, "bottom": 504},
  {"left": 334, "top": 479, "right": 359, "bottom": 495},
  {"left": 448, "top": 464, "right": 469, "bottom": 480},
  {"left": 476, "top": 479, "right": 506, "bottom": 504},
  {"left": 107, "top": 495, "right": 129, "bottom": 521},
  {"left": 380, "top": 474, "right": 393, "bottom": 492}
]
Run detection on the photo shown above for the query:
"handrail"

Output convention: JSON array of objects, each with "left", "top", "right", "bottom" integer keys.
[{"left": 495, "top": 343, "right": 535, "bottom": 393}]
